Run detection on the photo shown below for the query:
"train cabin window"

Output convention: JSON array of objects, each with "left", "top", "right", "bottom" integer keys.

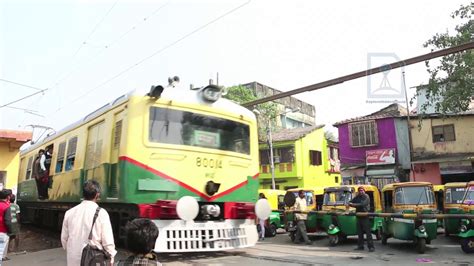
[
  {"left": 65, "top": 137, "right": 78, "bottom": 171},
  {"left": 56, "top": 141, "right": 67, "bottom": 173},
  {"left": 26, "top": 156, "right": 33, "bottom": 179}
]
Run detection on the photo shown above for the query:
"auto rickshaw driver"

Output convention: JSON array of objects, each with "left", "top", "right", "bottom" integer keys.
[{"left": 347, "top": 186, "right": 375, "bottom": 252}]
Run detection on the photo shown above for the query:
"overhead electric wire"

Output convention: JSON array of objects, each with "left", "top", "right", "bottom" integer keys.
[
  {"left": 48, "top": 1, "right": 170, "bottom": 90},
  {"left": 0, "top": 78, "right": 43, "bottom": 91},
  {"left": 0, "top": 88, "right": 49, "bottom": 109},
  {"left": 51, "top": 0, "right": 252, "bottom": 114}
]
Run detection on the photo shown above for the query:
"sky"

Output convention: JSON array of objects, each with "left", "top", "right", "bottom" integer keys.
[{"left": 0, "top": 0, "right": 469, "bottom": 140}]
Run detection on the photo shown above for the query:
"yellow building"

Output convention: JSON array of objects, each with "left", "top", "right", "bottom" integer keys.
[
  {"left": 0, "top": 130, "right": 32, "bottom": 194},
  {"left": 409, "top": 112, "right": 474, "bottom": 184},
  {"left": 259, "top": 125, "right": 341, "bottom": 190}
]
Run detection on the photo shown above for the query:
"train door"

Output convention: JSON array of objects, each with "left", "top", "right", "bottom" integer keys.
[
  {"left": 108, "top": 111, "right": 124, "bottom": 199},
  {"left": 84, "top": 121, "right": 106, "bottom": 188}
]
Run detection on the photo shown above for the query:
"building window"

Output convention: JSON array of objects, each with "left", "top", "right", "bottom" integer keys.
[
  {"left": 349, "top": 121, "right": 378, "bottom": 147},
  {"left": 259, "top": 149, "right": 270, "bottom": 164},
  {"left": 275, "top": 147, "right": 294, "bottom": 163},
  {"left": 310, "top": 150, "right": 322, "bottom": 165},
  {"left": 432, "top": 124, "right": 455, "bottom": 142}
]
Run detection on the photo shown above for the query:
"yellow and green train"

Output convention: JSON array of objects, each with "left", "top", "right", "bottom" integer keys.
[{"left": 17, "top": 80, "right": 262, "bottom": 252}]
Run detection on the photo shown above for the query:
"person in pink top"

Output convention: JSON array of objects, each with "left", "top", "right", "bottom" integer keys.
[{"left": 0, "top": 190, "right": 12, "bottom": 261}]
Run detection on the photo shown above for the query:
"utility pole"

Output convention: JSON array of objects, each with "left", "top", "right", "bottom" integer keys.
[
  {"left": 267, "top": 121, "right": 276, "bottom": 190},
  {"left": 402, "top": 71, "right": 416, "bottom": 182}
]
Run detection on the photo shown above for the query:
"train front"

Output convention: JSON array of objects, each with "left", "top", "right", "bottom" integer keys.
[{"left": 123, "top": 80, "right": 267, "bottom": 252}]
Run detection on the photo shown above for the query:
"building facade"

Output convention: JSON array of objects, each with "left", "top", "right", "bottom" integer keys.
[
  {"left": 410, "top": 113, "right": 474, "bottom": 184},
  {"left": 258, "top": 125, "right": 341, "bottom": 190},
  {"left": 334, "top": 104, "right": 411, "bottom": 189},
  {"left": 0, "top": 130, "right": 32, "bottom": 194},
  {"left": 242, "top": 82, "right": 316, "bottom": 129}
]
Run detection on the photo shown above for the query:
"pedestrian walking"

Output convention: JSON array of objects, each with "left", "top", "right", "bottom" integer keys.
[
  {"left": 115, "top": 218, "right": 162, "bottom": 266},
  {"left": 293, "top": 190, "right": 311, "bottom": 245},
  {"left": 0, "top": 190, "right": 12, "bottom": 262},
  {"left": 258, "top": 193, "right": 266, "bottom": 241},
  {"left": 61, "top": 180, "right": 117, "bottom": 265},
  {"left": 8, "top": 194, "right": 20, "bottom": 253},
  {"left": 348, "top": 186, "right": 374, "bottom": 252}
]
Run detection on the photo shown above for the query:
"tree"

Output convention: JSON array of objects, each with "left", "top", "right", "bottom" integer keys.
[
  {"left": 324, "top": 130, "right": 338, "bottom": 142},
  {"left": 420, "top": 3, "right": 473, "bottom": 114},
  {"left": 224, "top": 85, "right": 278, "bottom": 141}
]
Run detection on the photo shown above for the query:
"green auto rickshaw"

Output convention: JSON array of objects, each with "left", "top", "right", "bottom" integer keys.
[
  {"left": 285, "top": 187, "right": 325, "bottom": 242},
  {"left": 321, "top": 185, "right": 383, "bottom": 246},
  {"left": 258, "top": 189, "right": 286, "bottom": 237},
  {"left": 458, "top": 181, "right": 474, "bottom": 253},
  {"left": 381, "top": 182, "right": 438, "bottom": 254},
  {"left": 442, "top": 182, "right": 467, "bottom": 236}
]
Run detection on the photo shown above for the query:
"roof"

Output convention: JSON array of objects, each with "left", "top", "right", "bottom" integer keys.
[
  {"left": 382, "top": 182, "right": 433, "bottom": 191},
  {"left": 444, "top": 182, "right": 467, "bottom": 188},
  {"left": 334, "top": 103, "right": 408, "bottom": 126},
  {"left": 412, "top": 152, "right": 474, "bottom": 163},
  {"left": 270, "top": 125, "right": 325, "bottom": 142},
  {"left": 0, "top": 130, "right": 32, "bottom": 142}
]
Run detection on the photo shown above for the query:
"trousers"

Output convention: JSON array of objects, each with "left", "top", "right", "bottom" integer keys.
[
  {"left": 295, "top": 220, "right": 310, "bottom": 243},
  {"left": 356, "top": 217, "right": 374, "bottom": 248}
]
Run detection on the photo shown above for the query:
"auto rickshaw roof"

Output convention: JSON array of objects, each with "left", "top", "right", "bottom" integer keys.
[
  {"left": 382, "top": 182, "right": 433, "bottom": 191},
  {"left": 467, "top": 181, "right": 474, "bottom": 186},
  {"left": 324, "top": 184, "right": 379, "bottom": 193},
  {"left": 287, "top": 187, "right": 325, "bottom": 195},
  {"left": 443, "top": 182, "right": 468, "bottom": 188}
]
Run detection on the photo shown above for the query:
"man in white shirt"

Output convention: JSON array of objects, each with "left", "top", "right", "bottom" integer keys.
[
  {"left": 61, "top": 180, "right": 117, "bottom": 266},
  {"left": 293, "top": 190, "right": 312, "bottom": 245}
]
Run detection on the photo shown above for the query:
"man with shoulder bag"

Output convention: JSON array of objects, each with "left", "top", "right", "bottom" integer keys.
[{"left": 61, "top": 180, "right": 117, "bottom": 266}]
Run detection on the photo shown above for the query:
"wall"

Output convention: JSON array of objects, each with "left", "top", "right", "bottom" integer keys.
[
  {"left": 338, "top": 118, "right": 398, "bottom": 166},
  {"left": 410, "top": 116, "right": 474, "bottom": 156},
  {"left": 410, "top": 163, "right": 442, "bottom": 184},
  {"left": 0, "top": 142, "right": 21, "bottom": 193}
]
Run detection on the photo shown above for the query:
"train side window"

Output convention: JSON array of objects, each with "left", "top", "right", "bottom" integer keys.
[
  {"left": 56, "top": 141, "right": 66, "bottom": 173},
  {"left": 65, "top": 137, "right": 78, "bottom": 171},
  {"left": 26, "top": 156, "right": 33, "bottom": 179}
]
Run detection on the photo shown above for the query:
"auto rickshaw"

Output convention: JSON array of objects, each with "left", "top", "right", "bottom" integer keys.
[
  {"left": 321, "top": 185, "right": 383, "bottom": 246},
  {"left": 442, "top": 182, "right": 467, "bottom": 236},
  {"left": 258, "top": 189, "right": 286, "bottom": 237},
  {"left": 458, "top": 181, "right": 474, "bottom": 253},
  {"left": 381, "top": 182, "right": 438, "bottom": 254},
  {"left": 284, "top": 187, "right": 325, "bottom": 242}
]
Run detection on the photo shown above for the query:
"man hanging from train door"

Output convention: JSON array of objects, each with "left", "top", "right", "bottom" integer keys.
[{"left": 32, "top": 150, "right": 46, "bottom": 200}]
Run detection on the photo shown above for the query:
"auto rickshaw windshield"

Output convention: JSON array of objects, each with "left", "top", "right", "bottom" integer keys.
[
  {"left": 445, "top": 187, "right": 466, "bottom": 204},
  {"left": 292, "top": 191, "right": 314, "bottom": 207},
  {"left": 394, "top": 186, "right": 435, "bottom": 205},
  {"left": 323, "top": 191, "right": 352, "bottom": 206},
  {"left": 462, "top": 187, "right": 474, "bottom": 204}
]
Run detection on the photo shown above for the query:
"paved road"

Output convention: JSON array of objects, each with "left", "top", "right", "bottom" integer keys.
[{"left": 4, "top": 232, "right": 474, "bottom": 265}]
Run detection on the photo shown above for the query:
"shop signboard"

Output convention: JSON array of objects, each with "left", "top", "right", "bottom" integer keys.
[{"left": 366, "top": 149, "right": 395, "bottom": 165}]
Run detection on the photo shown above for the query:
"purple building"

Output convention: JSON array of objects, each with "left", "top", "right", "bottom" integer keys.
[{"left": 334, "top": 104, "right": 411, "bottom": 189}]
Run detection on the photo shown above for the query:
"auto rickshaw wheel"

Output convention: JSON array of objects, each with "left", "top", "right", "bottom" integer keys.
[
  {"left": 460, "top": 237, "right": 474, "bottom": 254},
  {"left": 329, "top": 234, "right": 339, "bottom": 246},
  {"left": 266, "top": 224, "right": 277, "bottom": 237},
  {"left": 416, "top": 238, "right": 426, "bottom": 254},
  {"left": 426, "top": 238, "right": 431, "bottom": 245},
  {"left": 381, "top": 234, "right": 388, "bottom": 245}
]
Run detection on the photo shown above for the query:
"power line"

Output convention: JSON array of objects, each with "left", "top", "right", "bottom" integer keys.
[
  {"left": 52, "top": 0, "right": 251, "bottom": 113},
  {"left": 0, "top": 78, "right": 43, "bottom": 91},
  {"left": 48, "top": 1, "right": 170, "bottom": 90},
  {"left": 0, "top": 88, "right": 48, "bottom": 109}
]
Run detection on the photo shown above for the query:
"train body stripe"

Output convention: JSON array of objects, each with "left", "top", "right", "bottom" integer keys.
[{"left": 119, "top": 155, "right": 258, "bottom": 202}]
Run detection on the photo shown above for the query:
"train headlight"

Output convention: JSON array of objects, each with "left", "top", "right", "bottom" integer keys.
[
  {"left": 201, "top": 85, "right": 223, "bottom": 102},
  {"left": 176, "top": 196, "right": 199, "bottom": 221},
  {"left": 460, "top": 225, "right": 468, "bottom": 233},
  {"left": 202, "top": 204, "right": 221, "bottom": 218}
]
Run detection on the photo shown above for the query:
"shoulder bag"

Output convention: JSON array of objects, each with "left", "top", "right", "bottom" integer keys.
[{"left": 80, "top": 207, "right": 111, "bottom": 266}]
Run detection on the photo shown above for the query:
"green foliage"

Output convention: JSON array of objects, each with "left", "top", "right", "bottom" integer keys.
[
  {"left": 324, "top": 130, "right": 337, "bottom": 142},
  {"left": 224, "top": 85, "right": 278, "bottom": 140},
  {"left": 420, "top": 3, "right": 474, "bottom": 114}
]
